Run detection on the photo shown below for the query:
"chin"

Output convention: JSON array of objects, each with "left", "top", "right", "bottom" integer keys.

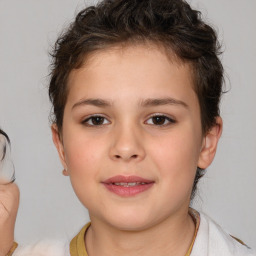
[{"left": 103, "top": 210, "right": 155, "bottom": 232}]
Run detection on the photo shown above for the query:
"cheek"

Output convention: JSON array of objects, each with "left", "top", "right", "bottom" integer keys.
[
  {"left": 63, "top": 136, "right": 107, "bottom": 206},
  {"left": 64, "top": 135, "right": 105, "bottom": 177},
  {"left": 148, "top": 128, "right": 200, "bottom": 184}
]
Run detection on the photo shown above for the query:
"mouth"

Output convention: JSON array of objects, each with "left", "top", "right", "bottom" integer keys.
[
  {"left": 110, "top": 182, "right": 149, "bottom": 187},
  {"left": 102, "top": 175, "right": 155, "bottom": 197}
]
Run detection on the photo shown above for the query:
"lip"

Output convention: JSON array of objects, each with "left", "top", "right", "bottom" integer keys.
[{"left": 102, "top": 175, "right": 155, "bottom": 197}]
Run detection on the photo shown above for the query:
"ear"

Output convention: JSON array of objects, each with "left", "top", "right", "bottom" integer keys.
[
  {"left": 51, "top": 124, "right": 69, "bottom": 176},
  {"left": 197, "top": 116, "right": 223, "bottom": 169}
]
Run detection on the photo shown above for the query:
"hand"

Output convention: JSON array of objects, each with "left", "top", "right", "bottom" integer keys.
[{"left": 0, "top": 183, "right": 19, "bottom": 256}]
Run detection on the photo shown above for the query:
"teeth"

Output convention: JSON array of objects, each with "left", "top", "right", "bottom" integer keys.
[
  {"left": 128, "top": 182, "right": 137, "bottom": 186},
  {"left": 113, "top": 182, "right": 146, "bottom": 187}
]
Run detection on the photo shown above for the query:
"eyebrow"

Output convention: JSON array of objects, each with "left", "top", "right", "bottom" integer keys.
[
  {"left": 72, "top": 98, "right": 113, "bottom": 109},
  {"left": 139, "top": 98, "right": 188, "bottom": 108},
  {"left": 72, "top": 97, "right": 188, "bottom": 109}
]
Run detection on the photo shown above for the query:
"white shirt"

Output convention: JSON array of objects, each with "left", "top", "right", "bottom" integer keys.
[
  {"left": 13, "top": 212, "right": 255, "bottom": 256},
  {"left": 191, "top": 212, "right": 255, "bottom": 256}
]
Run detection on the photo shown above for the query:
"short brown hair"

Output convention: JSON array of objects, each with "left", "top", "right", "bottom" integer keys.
[{"left": 49, "top": 0, "right": 224, "bottom": 199}]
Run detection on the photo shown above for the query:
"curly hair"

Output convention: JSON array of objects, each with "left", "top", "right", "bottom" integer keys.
[{"left": 49, "top": 0, "right": 224, "bottom": 199}]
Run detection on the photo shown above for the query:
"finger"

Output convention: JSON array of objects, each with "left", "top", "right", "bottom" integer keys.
[{"left": 0, "top": 183, "right": 20, "bottom": 211}]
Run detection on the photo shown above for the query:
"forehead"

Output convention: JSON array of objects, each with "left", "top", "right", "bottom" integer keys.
[
  {"left": 64, "top": 43, "right": 201, "bottom": 131},
  {"left": 64, "top": 44, "right": 201, "bottom": 127},
  {"left": 67, "top": 43, "right": 195, "bottom": 95}
]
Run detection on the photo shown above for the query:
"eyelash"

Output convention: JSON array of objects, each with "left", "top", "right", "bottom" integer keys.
[
  {"left": 81, "top": 114, "right": 176, "bottom": 127},
  {"left": 82, "top": 115, "right": 110, "bottom": 126},
  {"left": 146, "top": 114, "right": 176, "bottom": 126}
]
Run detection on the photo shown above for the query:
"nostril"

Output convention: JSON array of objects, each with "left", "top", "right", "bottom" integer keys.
[{"left": 114, "top": 154, "right": 138, "bottom": 160}]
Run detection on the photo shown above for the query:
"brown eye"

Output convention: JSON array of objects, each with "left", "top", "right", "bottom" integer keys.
[
  {"left": 91, "top": 116, "right": 105, "bottom": 125},
  {"left": 152, "top": 116, "right": 166, "bottom": 125},
  {"left": 146, "top": 115, "right": 176, "bottom": 126},
  {"left": 82, "top": 116, "right": 110, "bottom": 126}
]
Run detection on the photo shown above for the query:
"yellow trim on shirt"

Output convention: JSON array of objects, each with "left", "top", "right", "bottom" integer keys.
[
  {"left": 70, "top": 209, "right": 200, "bottom": 256},
  {"left": 70, "top": 223, "right": 90, "bottom": 256},
  {"left": 6, "top": 242, "right": 18, "bottom": 256},
  {"left": 186, "top": 208, "right": 200, "bottom": 256}
]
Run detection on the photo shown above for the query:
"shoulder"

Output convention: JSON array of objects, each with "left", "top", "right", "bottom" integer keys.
[
  {"left": 13, "top": 240, "right": 69, "bottom": 256},
  {"left": 191, "top": 211, "right": 256, "bottom": 256}
]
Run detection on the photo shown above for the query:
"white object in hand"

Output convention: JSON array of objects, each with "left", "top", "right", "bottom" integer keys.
[{"left": 0, "top": 133, "right": 15, "bottom": 184}]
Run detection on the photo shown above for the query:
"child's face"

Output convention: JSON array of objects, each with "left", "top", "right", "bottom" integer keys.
[{"left": 52, "top": 44, "right": 220, "bottom": 230}]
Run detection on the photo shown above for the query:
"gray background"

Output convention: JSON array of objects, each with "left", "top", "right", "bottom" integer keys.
[{"left": 0, "top": 0, "right": 255, "bottom": 248}]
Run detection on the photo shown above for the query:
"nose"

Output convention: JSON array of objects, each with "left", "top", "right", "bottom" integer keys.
[{"left": 109, "top": 124, "right": 146, "bottom": 162}]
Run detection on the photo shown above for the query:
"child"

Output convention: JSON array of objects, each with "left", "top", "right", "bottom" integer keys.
[{"left": 1, "top": 0, "right": 255, "bottom": 255}]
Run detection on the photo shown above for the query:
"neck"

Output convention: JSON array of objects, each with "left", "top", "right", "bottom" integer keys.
[{"left": 86, "top": 209, "right": 195, "bottom": 256}]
